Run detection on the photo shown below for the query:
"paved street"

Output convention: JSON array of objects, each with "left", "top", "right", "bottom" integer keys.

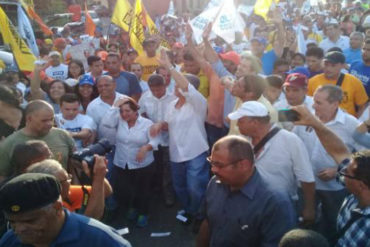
[{"left": 106, "top": 194, "right": 197, "bottom": 247}]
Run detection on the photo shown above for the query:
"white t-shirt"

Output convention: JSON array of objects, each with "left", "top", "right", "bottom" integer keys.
[
  {"left": 45, "top": 64, "right": 69, "bottom": 81},
  {"left": 55, "top": 113, "right": 96, "bottom": 149}
]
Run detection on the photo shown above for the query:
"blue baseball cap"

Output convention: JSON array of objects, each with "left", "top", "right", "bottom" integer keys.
[
  {"left": 79, "top": 75, "right": 94, "bottom": 86},
  {"left": 286, "top": 66, "right": 310, "bottom": 78},
  {"left": 250, "top": 37, "right": 267, "bottom": 46}
]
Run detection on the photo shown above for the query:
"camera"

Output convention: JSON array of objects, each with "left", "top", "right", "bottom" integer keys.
[{"left": 72, "top": 139, "right": 112, "bottom": 167}]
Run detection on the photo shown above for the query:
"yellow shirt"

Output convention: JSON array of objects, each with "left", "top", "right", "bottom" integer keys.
[
  {"left": 308, "top": 73, "right": 369, "bottom": 116},
  {"left": 228, "top": 96, "right": 278, "bottom": 136},
  {"left": 197, "top": 70, "right": 209, "bottom": 98},
  {"left": 134, "top": 54, "right": 160, "bottom": 81}
]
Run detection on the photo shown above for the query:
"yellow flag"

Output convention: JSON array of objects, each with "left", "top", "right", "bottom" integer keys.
[
  {"left": 0, "top": 6, "right": 35, "bottom": 72},
  {"left": 111, "top": 0, "right": 134, "bottom": 32},
  {"left": 254, "top": 0, "right": 279, "bottom": 20},
  {"left": 129, "top": 0, "right": 146, "bottom": 55}
]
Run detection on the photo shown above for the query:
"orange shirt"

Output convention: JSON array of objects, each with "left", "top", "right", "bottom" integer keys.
[
  {"left": 308, "top": 73, "right": 369, "bottom": 116},
  {"left": 63, "top": 185, "right": 91, "bottom": 212}
]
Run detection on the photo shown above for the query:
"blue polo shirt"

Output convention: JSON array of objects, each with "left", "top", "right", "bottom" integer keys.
[
  {"left": 106, "top": 71, "right": 142, "bottom": 97},
  {"left": 0, "top": 210, "right": 131, "bottom": 247},
  {"left": 262, "top": 50, "right": 278, "bottom": 75},
  {"left": 202, "top": 171, "right": 295, "bottom": 247}
]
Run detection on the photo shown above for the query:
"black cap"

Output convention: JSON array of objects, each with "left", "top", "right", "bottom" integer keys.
[
  {"left": 323, "top": 51, "right": 345, "bottom": 64},
  {"left": 0, "top": 173, "right": 61, "bottom": 214}
]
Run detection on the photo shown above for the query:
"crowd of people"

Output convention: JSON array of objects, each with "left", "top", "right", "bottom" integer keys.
[{"left": 0, "top": 0, "right": 370, "bottom": 246}]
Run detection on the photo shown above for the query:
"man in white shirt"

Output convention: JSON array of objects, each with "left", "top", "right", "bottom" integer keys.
[
  {"left": 55, "top": 93, "right": 95, "bottom": 150},
  {"left": 130, "top": 63, "right": 149, "bottom": 93},
  {"left": 293, "top": 85, "right": 366, "bottom": 243},
  {"left": 45, "top": 51, "right": 68, "bottom": 81},
  {"left": 275, "top": 73, "right": 314, "bottom": 111},
  {"left": 86, "top": 75, "right": 126, "bottom": 143},
  {"left": 228, "top": 101, "right": 316, "bottom": 226},
  {"left": 274, "top": 73, "right": 314, "bottom": 130},
  {"left": 139, "top": 74, "right": 176, "bottom": 207},
  {"left": 319, "top": 21, "right": 350, "bottom": 53}
]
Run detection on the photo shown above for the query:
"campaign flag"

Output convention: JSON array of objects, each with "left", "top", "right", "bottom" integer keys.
[
  {"left": 17, "top": 4, "right": 39, "bottom": 56},
  {"left": 0, "top": 6, "right": 36, "bottom": 72},
  {"left": 213, "top": 0, "right": 238, "bottom": 44},
  {"left": 254, "top": 0, "right": 279, "bottom": 20},
  {"left": 189, "top": 6, "right": 219, "bottom": 44},
  {"left": 129, "top": 0, "right": 147, "bottom": 54},
  {"left": 111, "top": 0, "right": 133, "bottom": 32},
  {"left": 85, "top": 2, "right": 96, "bottom": 36}
]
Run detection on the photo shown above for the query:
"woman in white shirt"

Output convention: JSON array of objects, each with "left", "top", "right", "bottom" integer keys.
[
  {"left": 151, "top": 50, "right": 210, "bottom": 220},
  {"left": 103, "top": 97, "right": 158, "bottom": 228}
]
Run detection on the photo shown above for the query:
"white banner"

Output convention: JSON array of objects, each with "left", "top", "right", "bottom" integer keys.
[{"left": 189, "top": 6, "right": 219, "bottom": 44}]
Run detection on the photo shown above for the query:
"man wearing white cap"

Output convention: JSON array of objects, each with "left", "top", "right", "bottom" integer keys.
[
  {"left": 45, "top": 51, "right": 68, "bottom": 81},
  {"left": 319, "top": 20, "right": 350, "bottom": 53},
  {"left": 228, "top": 101, "right": 316, "bottom": 226}
]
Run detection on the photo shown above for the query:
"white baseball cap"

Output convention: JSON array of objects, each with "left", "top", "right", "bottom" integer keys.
[{"left": 228, "top": 101, "right": 269, "bottom": 120}]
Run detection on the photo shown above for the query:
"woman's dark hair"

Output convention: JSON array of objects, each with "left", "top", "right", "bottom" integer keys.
[
  {"left": 292, "top": 53, "right": 306, "bottom": 63},
  {"left": 67, "top": 59, "right": 85, "bottom": 79},
  {"left": 47, "top": 80, "right": 71, "bottom": 102},
  {"left": 75, "top": 82, "right": 98, "bottom": 111},
  {"left": 121, "top": 97, "right": 140, "bottom": 112}
]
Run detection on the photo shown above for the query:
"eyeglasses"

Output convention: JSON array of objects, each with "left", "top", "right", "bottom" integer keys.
[
  {"left": 59, "top": 174, "right": 72, "bottom": 184},
  {"left": 337, "top": 166, "right": 362, "bottom": 186},
  {"left": 207, "top": 157, "right": 241, "bottom": 169}
]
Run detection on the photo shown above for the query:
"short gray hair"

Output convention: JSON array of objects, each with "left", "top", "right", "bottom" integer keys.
[
  {"left": 27, "top": 159, "right": 64, "bottom": 176},
  {"left": 316, "top": 85, "right": 343, "bottom": 103}
]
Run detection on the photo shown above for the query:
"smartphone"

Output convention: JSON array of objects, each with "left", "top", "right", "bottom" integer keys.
[{"left": 278, "top": 109, "right": 300, "bottom": 122}]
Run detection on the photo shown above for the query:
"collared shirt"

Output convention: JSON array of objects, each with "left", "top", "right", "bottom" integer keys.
[
  {"left": 86, "top": 92, "right": 126, "bottom": 143},
  {"left": 165, "top": 84, "right": 209, "bottom": 163},
  {"left": 138, "top": 89, "right": 176, "bottom": 146},
  {"left": 255, "top": 127, "right": 315, "bottom": 197},
  {"left": 0, "top": 210, "right": 131, "bottom": 247},
  {"left": 203, "top": 171, "right": 295, "bottom": 247},
  {"left": 336, "top": 194, "right": 370, "bottom": 247},
  {"left": 102, "top": 110, "right": 159, "bottom": 170},
  {"left": 319, "top": 36, "right": 350, "bottom": 53},
  {"left": 294, "top": 109, "right": 366, "bottom": 191}
]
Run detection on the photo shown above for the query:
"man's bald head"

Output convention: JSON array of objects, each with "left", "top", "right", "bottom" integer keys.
[
  {"left": 213, "top": 135, "right": 255, "bottom": 164},
  {"left": 25, "top": 100, "right": 54, "bottom": 118}
]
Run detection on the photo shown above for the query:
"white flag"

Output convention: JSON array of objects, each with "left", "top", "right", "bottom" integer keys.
[
  {"left": 296, "top": 25, "right": 307, "bottom": 55},
  {"left": 212, "top": 0, "right": 238, "bottom": 44},
  {"left": 205, "top": 0, "right": 224, "bottom": 10},
  {"left": 17, "top": 5, "right": 39, "bottom": 56},
  {"left": 189, "top": 6, "right": 219, "bottom": 44}
]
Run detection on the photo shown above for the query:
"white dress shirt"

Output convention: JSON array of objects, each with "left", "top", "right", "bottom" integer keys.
[
  {"left": 255, "top": 126, "right": 315, "bottom": 198},
  {"left": 293, "top": 109, "right": 366, "bottom": 191},
  {"left": 319, "top": 35, "right": 350, "bottom": 53},
  {"left": 103, "top": 109, "right": 159, "bottom": 170},
  {"left": 165, "top": 84, "right": 209, "bottom": 163},
  {"left": 138, "top": 89, "right": 176, "bottom": 147},
  {"left": 86, "top": 92, "right": 126, "bottom": 144}
]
